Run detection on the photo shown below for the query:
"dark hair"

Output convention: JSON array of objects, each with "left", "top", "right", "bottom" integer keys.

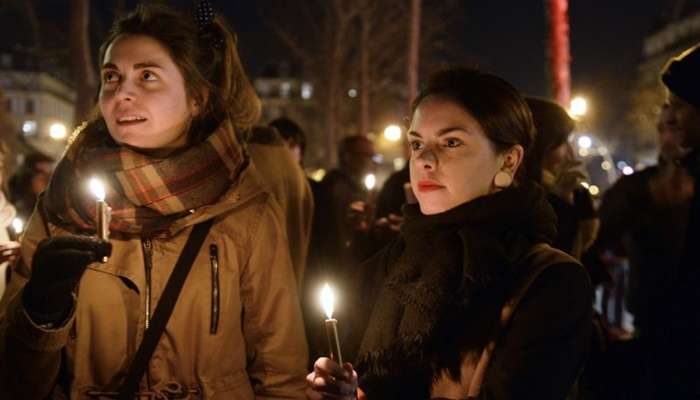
[
  {"left": 269, "top": 117, "right": 306, "bottom": 156},
  {"left": 525, "top": 97, "right": 575, "bottom": 183},
  {"left": 411, "top": 67, "right": 535, "bottom": 182},
  {"left": 96, "top": 4, "right": 260, "bottom": 142},
  {"left": 337, "top": 135, "right": 373, "bottom": 161}
]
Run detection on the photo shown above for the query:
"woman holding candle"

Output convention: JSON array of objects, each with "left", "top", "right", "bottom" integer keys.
[
  {"left": 307, "top": 68, "right": 592, "bottom": 399},
  {"left": 0, "top": 3, "right": 307, "bottom": 399}
]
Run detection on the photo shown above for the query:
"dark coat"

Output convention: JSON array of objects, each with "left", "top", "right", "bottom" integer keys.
[{"left": 342, "top": 184, "right": 592, "bottom": 399}]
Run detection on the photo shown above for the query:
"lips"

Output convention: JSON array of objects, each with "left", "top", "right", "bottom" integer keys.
[
  {"left": 115, "top": 113, "right": 147, "bottom": 125},
  {"left": 417, "top": 179, "right": 444, "bottom": 192}
]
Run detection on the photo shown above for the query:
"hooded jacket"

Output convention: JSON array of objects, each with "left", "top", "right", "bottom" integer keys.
[{"left": 0, "top": 163, "right": 308, "bottom": 399}]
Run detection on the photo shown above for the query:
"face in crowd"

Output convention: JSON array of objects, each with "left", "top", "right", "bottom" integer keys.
[
  {"left": 666, "top": 92, "right": 700, "bottom": 151},
  {"left": 657, "top": 103, "right": 688, "bottom": 162},
  {"left": 408, "top": 95, "right": 524, "bottom": 215},
  {"left": 99, "top": 34, "right": 202, "bottom": 150}
]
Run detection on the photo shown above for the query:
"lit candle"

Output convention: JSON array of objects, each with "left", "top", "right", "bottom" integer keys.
[
  {"left": 320, "top": 283, "right": 343, "bottom": 364},
  {"left": 10, "top": 217, "right": 23, "bottom": 241},
  {"left": 89, "top": 178, "right": 111, "bottom": 263},
  {"left": 363, "top": 173, "right": 377, "bottom": 223}
]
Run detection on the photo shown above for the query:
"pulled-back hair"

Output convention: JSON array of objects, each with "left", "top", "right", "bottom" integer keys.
[
  {"left": 97, "top": 3, "right": 260, "bottom": 142},
  {"left": 411, "top": 67, "right": 536, "bottom": 182}
]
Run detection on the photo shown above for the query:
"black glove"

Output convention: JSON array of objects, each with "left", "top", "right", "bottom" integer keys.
[{"left": 23, "top": 236, "right": 112, "bottom": 325}]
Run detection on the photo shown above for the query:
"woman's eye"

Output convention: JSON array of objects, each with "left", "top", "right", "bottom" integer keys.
[
  {"left": 142, "top": 71, "right": 158, "bottom": 81},
  {"left": 102, "top": 71, "right": 119, "bottom": 84},
  {"left": 445, "top": 138, "right": 463, "bottom": 148},
  {"left": 410, "top": 141, "right": 424, "bottom": 151}
]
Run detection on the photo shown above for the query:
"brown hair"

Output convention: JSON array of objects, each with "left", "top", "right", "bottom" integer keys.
[
  {"left": 411, "top": 67, "right": 536, "bottom": 182},
  {"left": 96, "top": 3, "right": 260, "bottom": 142}
]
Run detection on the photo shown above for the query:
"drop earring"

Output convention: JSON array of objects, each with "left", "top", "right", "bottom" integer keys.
[{"left": 494, "top": 171, "right": 513, "bottom": 189}]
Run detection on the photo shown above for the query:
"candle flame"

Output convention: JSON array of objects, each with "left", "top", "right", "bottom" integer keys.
[
  {"left": 364, "top": 174, "right": 376, "bottom": 191},
  {"left": 320, "top": 283, "right": 335, "bottom": 319},
  {"left": 89, "top": 178, "right": 106, "bottom": 201},
  {"left": 11, "top": 217, "right": 23, "bottom": 235}
]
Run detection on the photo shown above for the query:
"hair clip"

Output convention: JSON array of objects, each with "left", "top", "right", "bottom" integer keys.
[
  {"left": 194, "top": 0, "right": 215, "bottom": 31},
  {"left": 194, "top": 0, "right": 224, "bottom": 49}
]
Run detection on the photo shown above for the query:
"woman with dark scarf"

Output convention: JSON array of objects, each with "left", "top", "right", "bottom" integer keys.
[
  {"left": 0, "top": 4, "right": 307, "bottom": 399},
  {"left": 306, "top": 68, "right": 592, "bottom": 400}
]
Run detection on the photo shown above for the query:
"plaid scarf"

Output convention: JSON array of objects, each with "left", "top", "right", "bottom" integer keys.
[{"left": 44, "top": 119, "right": 245, "bottom": 236}]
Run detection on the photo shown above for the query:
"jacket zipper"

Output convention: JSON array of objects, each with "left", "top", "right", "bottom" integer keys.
[
  {"left": 141, "top": 238, "right": 154, "bottom": 388},
  {"left": 209, "top": 244, "right": 220, "bottom": 334},
  {"left": 143, "top": 238, "right": 153, "bottom": 331}
]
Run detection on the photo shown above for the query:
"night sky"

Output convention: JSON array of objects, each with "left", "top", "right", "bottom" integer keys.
[{"left": 2, "top": 0, "right": 690, "bottom": 139}]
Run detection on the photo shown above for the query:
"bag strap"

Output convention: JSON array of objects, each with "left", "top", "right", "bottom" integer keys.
[
  {"left": 466, "top": 243, "right": 569, "bottom": 398},
  {"left": 118, "top": 218, "right": 215, "bottom": 400}
]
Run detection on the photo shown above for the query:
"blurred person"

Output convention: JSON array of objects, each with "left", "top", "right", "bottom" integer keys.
[
  {"left": 0, "top": 4, "right": 307, "bottom": 399},
  {"left": 269, "top": 116, "right": 306, "bottom": 165},
  {"left": 581, "top": 103, "right": 690, "bottom": 399},
  {"left": 526, "top": 97, "right": 598, "bottom": 262},
  {"left": 0, "top": 140, "right": 20, "bottom": 299},
  {"left": 307, "top": 67, "right": 592, "bottom": 399},
  {"left": 9, "top": 152, "right": 54, "bottom": 222},
  {"left": 311, "top": 135, "right": 376, "bottom": 275},
  {"left": 246, "top": 124, "right": 313, "bottom": 289},
  {"left": 638, "top": 42, "right": 700, "bottom": 398}
]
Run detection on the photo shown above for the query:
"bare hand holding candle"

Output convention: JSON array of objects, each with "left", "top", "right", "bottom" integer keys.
[
  {"left": 89, "top": 178, "right": 111, "bottom": 263},
  {"left": 320, "top": 283, "right": 343, "bottom": 364}
]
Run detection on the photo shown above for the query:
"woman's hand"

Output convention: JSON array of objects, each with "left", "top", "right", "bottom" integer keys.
[
  {"left": 23, "top": 236, "right": 111, "bottom": 324},
  {"left": 306, "top": 357, "right": 358, "bottom": 400},
  {"left": 0, "top": 241, "right": 20, "bottom": 264}
]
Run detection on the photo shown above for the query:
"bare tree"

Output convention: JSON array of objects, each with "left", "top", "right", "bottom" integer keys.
[{"left": 70, "top": 0, "right": 98, "bottom": 124}]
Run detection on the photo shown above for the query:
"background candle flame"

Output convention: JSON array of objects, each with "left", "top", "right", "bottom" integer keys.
[
  {"left": 320, "top": 283, "right": 335, "bottom": 319},
  {"left": 364, "top": 173, "right": 376, "bottom": 191},
  {"left": 11, "top": 217, "right": 23, "bottom": 235},
  {"left": 89, "top": 178, "right": 106, "bottom": 201}
]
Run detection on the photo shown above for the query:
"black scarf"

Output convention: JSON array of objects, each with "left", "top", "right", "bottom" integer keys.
[{"left": 355, "top": 182, "right": 557, "bottom": 399}]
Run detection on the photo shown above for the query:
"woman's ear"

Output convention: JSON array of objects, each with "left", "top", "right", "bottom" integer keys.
[
  {"left": 501, "top": 144, "right": 525, "bottom": 175},
  {"left": 190, "top": 89, "right": 210, "bottom": 117}
]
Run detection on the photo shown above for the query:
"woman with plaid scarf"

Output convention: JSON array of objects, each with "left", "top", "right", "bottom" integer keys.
[{"left": 0, "top": 3, "right": 307, "bottom": 399}]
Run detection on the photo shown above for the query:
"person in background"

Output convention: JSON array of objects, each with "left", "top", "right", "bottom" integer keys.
[
  {"left": 269, "top": 116, "right": 306, "bottom": 166},
  {"left": 525, "top": 97, "right": 599, "bottom": 262},
  {"left": 246, "top": 124, "right": 314, "bottom": 290},
  {"left": 9, "top": 152, "right": 54, "bottom": 222},
  {"left": 0, "top": 140, "right": 19, "bottom": 299},
  {"left": 636, "top": 43, "right": 700, "bottom": 398},
  {"left": 0, "top": 4, "right": 307, "bottom": 398},
  {"left": 307, "top": 67, "right": 592, "bottom": 400}
]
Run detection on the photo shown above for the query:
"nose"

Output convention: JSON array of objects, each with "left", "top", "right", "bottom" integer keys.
[
  {"left": 414, "top": 146, "right": 437, "bottom": 170},
  {"left": 114, "top": 79, "right": 136, "bottom": 102}
]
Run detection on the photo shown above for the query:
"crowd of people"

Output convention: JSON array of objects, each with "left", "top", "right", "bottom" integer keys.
[{"left": 0, "top": 2, "right": 698, "bottom": 399}]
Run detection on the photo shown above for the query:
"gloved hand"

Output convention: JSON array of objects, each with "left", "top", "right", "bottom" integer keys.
[{"left": 23, "top": 236, "right": 112, "bottom": 325}]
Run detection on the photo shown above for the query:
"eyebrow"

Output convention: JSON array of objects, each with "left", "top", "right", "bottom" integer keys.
[
  {"left": 408, "top": 126, "right": 469, "bottom": 138},
  {"left": 101, "top": 61, "right": 164, "bottom": 70}
]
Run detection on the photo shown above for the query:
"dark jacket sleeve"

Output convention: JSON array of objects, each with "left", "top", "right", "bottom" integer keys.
[{"left": 482, "top": 262, "right": 593, "bottom": 400}]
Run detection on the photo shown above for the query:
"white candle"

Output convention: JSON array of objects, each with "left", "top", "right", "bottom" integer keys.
[
  {"left": 320, "top": 283, "right": 343, "bottom": 364},
  {"left": 89, "top": 178, "right": 111, "bottom": 263},
  {"left": 10, "top": 217, "right": 23, "bottom": 241}
]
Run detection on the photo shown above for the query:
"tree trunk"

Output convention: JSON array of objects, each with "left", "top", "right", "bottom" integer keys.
[
  {"left": 547, "top": 0, "right": 570, "bottom": 107},
  {"left": 359, "top": 4, "right": 371, "bottom": 136},
  {"left": 70, "top": 0, "right": 98, "bottom": 125},
  {"left": 406, "top": 0, "right": 421, "bottom": 112}
]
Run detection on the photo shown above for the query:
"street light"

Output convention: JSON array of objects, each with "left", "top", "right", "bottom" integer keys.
[
  {"left": 569, "top": 96, "right": 588, "bottom": 118},
  {"left": 49, "top": 123, "right": 67, "bottom": 140},
  {"left": 383, "top": 124, "right": 402, "bottom": 142}
]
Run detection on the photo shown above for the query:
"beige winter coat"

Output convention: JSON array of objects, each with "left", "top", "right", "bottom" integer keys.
[{"left": 0, "top": 163, "right": 308, "bottom": 399}]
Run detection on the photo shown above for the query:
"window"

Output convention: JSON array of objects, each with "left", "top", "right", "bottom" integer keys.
[{"left": 25, "top": 99, "right": 35, "bottom": 115}]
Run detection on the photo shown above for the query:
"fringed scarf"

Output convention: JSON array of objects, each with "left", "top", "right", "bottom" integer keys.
[
  {"left": 355, "top": 182, "right": 557, "bottom": 399},
  {"left": 43, "top": 119, "right": 245, "bottom": 236}
]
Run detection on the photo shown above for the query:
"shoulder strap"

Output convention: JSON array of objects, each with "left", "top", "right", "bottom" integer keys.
[
  {"left": 118, "top": 218, "right": 215, "bottom": 400},
  {"left": 466, "top": 243, "right": 569, "bottom": 398}
]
